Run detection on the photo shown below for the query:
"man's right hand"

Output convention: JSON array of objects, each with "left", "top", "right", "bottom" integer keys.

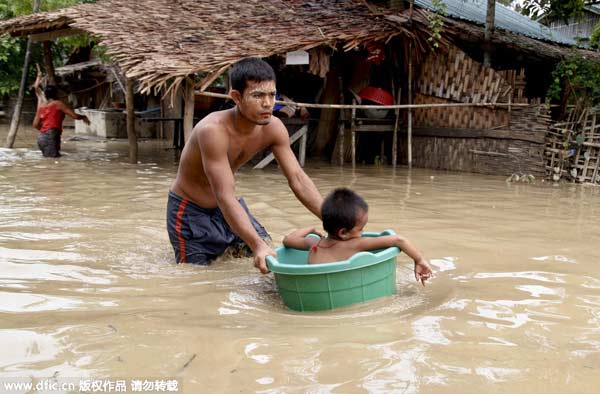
[{"left": 253, "top": 244, "right": 277, "bottom": 274}]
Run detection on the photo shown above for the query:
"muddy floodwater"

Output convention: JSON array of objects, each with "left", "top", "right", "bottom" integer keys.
[{"left": 1, "top": 125, "right": 600, "bottom": 394}]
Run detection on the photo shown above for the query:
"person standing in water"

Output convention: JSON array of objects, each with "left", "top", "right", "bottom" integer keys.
[
  {"left": 166, "top": 57, "right": 323, "bottom": 272},
  {"left": 32, "top": 85, "right": 90, "bottom": 157}
]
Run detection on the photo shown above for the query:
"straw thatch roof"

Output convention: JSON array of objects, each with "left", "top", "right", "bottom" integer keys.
[
  {"left": 0, "top": 7, "right": 78, "bottom": 37},
  {"left": 0, "top": 0, "right": 596, "bottom": 95},
  {"left": 1, "top": 0, "right": 399, "bottom": 94}
]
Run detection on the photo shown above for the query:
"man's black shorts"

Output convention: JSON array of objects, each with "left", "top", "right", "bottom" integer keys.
[{"left": 166, "top": 191, "right": 270, "bottom": 264}]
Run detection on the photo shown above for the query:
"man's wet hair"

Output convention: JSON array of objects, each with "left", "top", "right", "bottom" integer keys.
[
  {"left": 322, "top": 188, "right": 368, "bottom": 239},
  {"left": 229, "top": 57, "right": 276, "bottom": 94},
  {"left": 44, "top": 85, "right": 58, "bottom": 100}
]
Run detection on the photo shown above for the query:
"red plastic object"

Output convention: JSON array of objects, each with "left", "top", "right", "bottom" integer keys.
[{"left": 358, "top": 87, "right": 394, "bottom": 106}]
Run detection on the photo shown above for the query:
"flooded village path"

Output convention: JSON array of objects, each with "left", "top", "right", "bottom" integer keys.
[{"left": 1, "top": 125, "right": 600, "bottom": 393}]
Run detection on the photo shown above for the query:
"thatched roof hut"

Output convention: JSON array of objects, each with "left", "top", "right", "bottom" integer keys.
[
  {"left": 1, "top": 0, "right": 400, "bottom": 94},
  {"left": 1, "top": 0, "right": 596, "bottom": 95},
  {"left": 1, "top": 0, "right": 597, "bottom": 171}
]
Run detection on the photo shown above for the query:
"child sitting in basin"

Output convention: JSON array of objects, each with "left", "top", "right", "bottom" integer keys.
[{"left": 283, "top": 188, "right": 433, "bottom": 286}]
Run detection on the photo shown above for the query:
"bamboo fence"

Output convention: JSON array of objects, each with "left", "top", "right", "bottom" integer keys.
[{"left": 547, "top": 108, "right": 600, "bottom": 184}]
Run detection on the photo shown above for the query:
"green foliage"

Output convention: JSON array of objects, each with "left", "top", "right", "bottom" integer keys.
[
  {"left": 0, "top": 36, "right": 26, "bottom": 97},
  {"left": 427, "top": 0, "right": 447, "bottom": 49},
  {"left": 590, "top": 21, "right": 600, "bottom": 50},
  {"left": 515, "top": 0, "right": 585, "bottom": 20},
  {"left": 0, "top": 0, "right": 96, "bottom": 17},
  {"left": 0, "top": 0, "right": 99, "bottom": 99},
  {"left": 547, "top": 56, "right": 600, "bottom": 107}
]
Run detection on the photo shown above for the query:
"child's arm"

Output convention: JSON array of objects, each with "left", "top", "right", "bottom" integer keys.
[
  {"left": 356, "top": 235, "right": 433, "bottom": 286},
  {"left": 282, "top": 226, "right": 322, "bottom": 250}
]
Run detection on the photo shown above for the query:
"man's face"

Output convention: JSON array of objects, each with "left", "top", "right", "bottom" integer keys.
[{"left": 235, "top": 80, "right": 276, "bottom": 125}]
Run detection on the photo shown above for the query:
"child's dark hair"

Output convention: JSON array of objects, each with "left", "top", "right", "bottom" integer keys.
[
  {"left": 44, "top": 85, "right": 58, "bottom": 100},
  {"left": 322, "top": 188, "right": 368, "bottom": 239},
  {"left": 229, "top": 57, "right": 276, "bottom": 94}
]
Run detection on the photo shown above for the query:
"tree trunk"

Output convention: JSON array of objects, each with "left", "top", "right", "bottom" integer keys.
[
  {"left": 483, "top": 0, "right": 496, "bottom": 67},
  {"left": 5, "top": 0, "right": 41, "bottom": 149},
  {"left": 43, "top": 41, "right": 56, "bottom": 86},
  {"left": 125, "top": 78, "right": 138, "bottom": 164}
]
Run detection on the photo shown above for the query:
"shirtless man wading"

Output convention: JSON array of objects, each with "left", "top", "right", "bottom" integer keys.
[{"left": 167, "top": 57, "right": 323, "bottom": 273}]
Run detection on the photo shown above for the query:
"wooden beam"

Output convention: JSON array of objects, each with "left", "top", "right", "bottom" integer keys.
[
  {"left": 354, "top": 124, "right": 396, "bottom": 132},
  {"left": 408, "top": 41, "right": 413, "bottom": 168},
  {"left": 412, "top": 127, "right": 545, "bottom": 144},
  {"left": 254, "top": 125, "right": 308, "bottom": 169},
  {"left": 30, "top": 28, "right": 84, "bottom": 42},
  {"left": 125, "top": 78, "right": 138, "bottom": 164}
]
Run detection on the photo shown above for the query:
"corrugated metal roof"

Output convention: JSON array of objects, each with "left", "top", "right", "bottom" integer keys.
[
  {"left": 414, "top": 0, "right": 578, "bottom": 46},
  {"left": 585, "top": 4, "right": 600, "bottom": 15}
]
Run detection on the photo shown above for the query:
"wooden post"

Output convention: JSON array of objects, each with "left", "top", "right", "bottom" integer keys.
[
  {"left": 42, "top": 41, "right": 56, "bottom": 85},
  {"left": 351, "top": 99, "right": 357, "bottom": 167},
  {"left": 299, "top": 129, "right": 307, "bottom": 167},
  {"left": 484, "top": 0, "right": 496, "bottom": 67},
  {"left": 507, "top": 94, "right": 512, "bottom": 129},
  {"left": 253, "top": 125, "right": 308, "bottom": 169},
  {"left": 125, "top": 78, "right": 138, "bottom": 164},
  {"left": 183, "top": 78, "right": 195, "bottom": 143},
  {"left": 159, "top": 99, "right": 165, "bottom": 139},
  {"left": 5, "top": 0, "right": 40, "bottom": 149},
  {"left": 408, "top": 42, "right": 413, "bottom": 168},
  {"left": 338, "top": 77, "right": 344, "bottom": 166},
  {"left": 339, "top": 119, "right": 345, "bottom": 166},
  {"left": 314, "top": 67, "right": 341, "bottom": 157},
  {"left": 392, "top": 87, "right": 401, "bottom": 168}
]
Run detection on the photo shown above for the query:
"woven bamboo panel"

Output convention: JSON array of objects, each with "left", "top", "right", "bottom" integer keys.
[
  {"left": 509, "top": 104, "right": 551, "bottom": 134},
  {"left": 406, "top": 103, "right": 549, "bottom": 175},
  {"left": 413, "top": 93, "right": 509, "bottom": 129},
  {"left": 397, "top": 136, "right": 545, "bottom": 176},
  {"left": 417, "top": 46, "right": 513, "bottom": 104},
  {"left": 499, "top": 68, "right": 527, "bottom": 103}
]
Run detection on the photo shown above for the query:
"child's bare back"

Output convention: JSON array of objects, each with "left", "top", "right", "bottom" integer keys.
[{"left": 282, "top": 188, "right": 433, "bottom": 285}]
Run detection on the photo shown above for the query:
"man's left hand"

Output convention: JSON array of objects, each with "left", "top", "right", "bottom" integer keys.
[{"left": 253, "top": 244, "right": 277, "bottom": 274}]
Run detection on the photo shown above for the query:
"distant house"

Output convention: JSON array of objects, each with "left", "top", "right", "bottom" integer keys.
[{"left": 538, "top": 2, "right": 600, "bottom": 44}]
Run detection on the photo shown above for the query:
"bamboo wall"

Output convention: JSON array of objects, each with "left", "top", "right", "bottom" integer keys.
[
  {"left": 414, "top": 46, "right": 528, "bottom": 130},
  {"left": 413, "top": 93, "right": 509, "bottom": 129},
  {"left": 398, "top": 134, "right": 546, "bottom": 176},
  {"left": 398, "top": 105, "right": 548, "bottom": 176},
  {"left": 404, "top": 45, "right": 547, "bottom": 176},
  {"left": 417, "top": 47, "right": 514, "bottom": 105}
]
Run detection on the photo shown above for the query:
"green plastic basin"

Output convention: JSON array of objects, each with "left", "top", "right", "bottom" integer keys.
[{"left": 266, "top": 230, "right": 401, "bottom": 311}]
